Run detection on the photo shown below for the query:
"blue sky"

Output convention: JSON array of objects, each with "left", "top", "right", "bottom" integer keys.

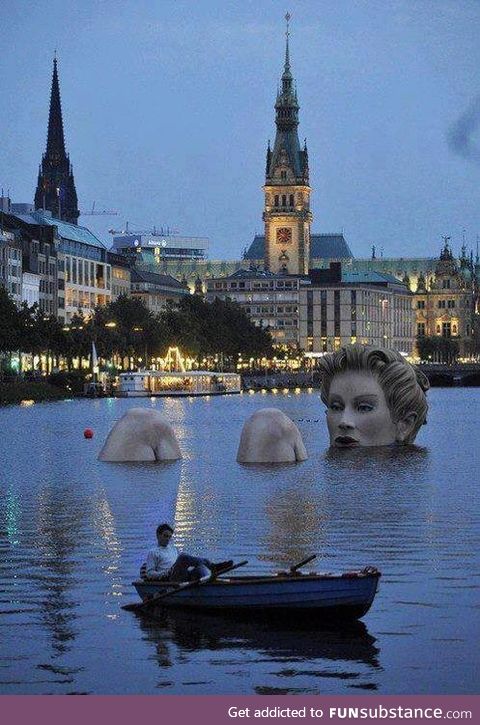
[{"left": 1, "top": 0, "right": 479, "bottom": 260}]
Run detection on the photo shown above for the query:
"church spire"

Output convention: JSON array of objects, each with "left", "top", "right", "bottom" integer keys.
[
  {"left": 46, "top": 56, "right": 66, "bottom": 161},
  {"left": 34, "top": 55, "right": 79, "bottom": 225}
]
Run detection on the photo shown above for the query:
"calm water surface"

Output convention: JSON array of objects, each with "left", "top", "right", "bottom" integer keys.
[{"left": 0, "top": 389, "right": 479, "bottom": 694}]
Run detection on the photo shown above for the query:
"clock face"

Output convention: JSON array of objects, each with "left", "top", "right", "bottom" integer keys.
[{"left": 276, "top": 227, "right": 292, "bottom": 245}]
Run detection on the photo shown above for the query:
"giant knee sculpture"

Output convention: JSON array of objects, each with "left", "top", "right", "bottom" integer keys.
[
  {"left": 98, "top": 408, "right": 182, "bottom": 462},
  {"left": 237, "top": 408, "right": 308, "bottom": 464},
  {"left": 318, "top": 345, "right": 430, "bottom": 449}
]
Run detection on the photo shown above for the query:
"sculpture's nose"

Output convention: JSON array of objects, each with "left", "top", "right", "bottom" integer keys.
[{"left": 338, "top": 411, "right": 355, "bottom": 430}]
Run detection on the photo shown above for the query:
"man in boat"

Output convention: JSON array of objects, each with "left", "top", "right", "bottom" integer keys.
[{"left": 142, "top": 523, "right": 233, "bottom": 582}]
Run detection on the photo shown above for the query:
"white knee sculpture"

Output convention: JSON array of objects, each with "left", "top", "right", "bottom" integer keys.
[
  {"left": 98, "top": 408, "right": 182, "bottom": 462},
  {"left": 236, "top": 408, "right": 308, "bottom": 463}
]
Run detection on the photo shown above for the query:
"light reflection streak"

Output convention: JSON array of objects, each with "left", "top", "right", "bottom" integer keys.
[
  {"left": 91, "top": 491, "right": 123, "bottom": 597},
  {"left": 6, "top": 488, "right": 20, "bottom": 545}
]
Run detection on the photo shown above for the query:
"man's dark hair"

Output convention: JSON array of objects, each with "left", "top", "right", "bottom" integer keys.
[{"left": 156, "top": 523, "right": 174, "bottom": 536}]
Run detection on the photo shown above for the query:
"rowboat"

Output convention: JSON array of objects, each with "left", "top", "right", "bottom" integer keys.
[{"left": 131, "top": 566, "right": 381, "bottom": 620}]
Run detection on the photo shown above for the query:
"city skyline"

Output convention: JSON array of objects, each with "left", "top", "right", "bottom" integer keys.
[{"left": 1, "top": 0, "right": 480, "bottom": 259}]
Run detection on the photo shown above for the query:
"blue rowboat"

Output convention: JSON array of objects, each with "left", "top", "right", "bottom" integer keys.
[{"left": 132, "top": 566, "right": 381, "bottom": 620}]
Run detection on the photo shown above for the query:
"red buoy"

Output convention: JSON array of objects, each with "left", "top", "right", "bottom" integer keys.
[{"left": 84, "top": 428, "right": 94, "bottom": 439}]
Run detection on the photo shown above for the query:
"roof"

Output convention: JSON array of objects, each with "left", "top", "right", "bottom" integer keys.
[
  {"left": 226, "top": 267, "right": 278, "bottom": 279},
  {"left": 130, "top": 268, "right": 186, "bottom": 289},
  {"left": 244, "top": 233, "right": 354, "bottom": 260},
  {"left": 342, "top": 271, "right": 406, "bottom": 285},
  {"left": 12, "top": 211, "right": 107, "bottom": 249}
]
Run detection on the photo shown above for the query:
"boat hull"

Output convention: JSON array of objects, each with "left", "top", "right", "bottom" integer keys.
[{"left": 132, "top": 571, "right": 380, "bottom": 620}]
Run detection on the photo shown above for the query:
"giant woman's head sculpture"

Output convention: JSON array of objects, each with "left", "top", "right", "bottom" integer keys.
[{"left": 318, "top": 345, "right": 430, "bottom": 448}]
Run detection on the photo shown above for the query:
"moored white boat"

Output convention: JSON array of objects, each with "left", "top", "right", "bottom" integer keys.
[{"left": 118, "top": 370, "right": 242, "bottom": 397}]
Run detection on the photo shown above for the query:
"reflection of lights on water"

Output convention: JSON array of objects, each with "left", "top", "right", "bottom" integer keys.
[
  {"left": 6, "top": 490, "right": 20, "bottom": 545},
  {"left": 20, "top": 399, "right": 35, "bottom": 407}
]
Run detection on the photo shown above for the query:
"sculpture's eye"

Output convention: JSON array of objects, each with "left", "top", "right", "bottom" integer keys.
[
  {"left": 329, "top": 401, "right": 343, "bottom": 411},
  {"left": 357, "top": 402, "right": 375, "bottom": 412}
]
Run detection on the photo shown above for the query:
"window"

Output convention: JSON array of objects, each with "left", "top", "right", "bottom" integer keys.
[
  {"left": 447, "top": 299, "right": 455, "bottom": 309},
  {"left": 280, "top": 170, "right": 287, "bottom": 180},
  {"left": 442, "top": 279, "right": 451, "bottom": 289},
  {"left": 282, "top": 194, "right": 287, "bottom": 206},
  {"left": 334, "top": 290, "right": 340, "bottom": 337},
  {"left": 442, "top": 322, "right": 451, "bottom": 337},
  {"left": 417, "top": 322, "right": 426, "bottom": 336},
  {"left": 417, "top": 300, "right": 425, "bottom": 309},
  {"left": 274, "top": 195, "right": 279, "bottom": 207},
  {"left": 438, "top": 300, "right": 446, "bottom": 309},
  {"left": 289, "top": 194, "right": 294, "bottom": 207}
]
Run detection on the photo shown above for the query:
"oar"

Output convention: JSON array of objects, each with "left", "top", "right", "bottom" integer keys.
[
  {"left": 290, "top": 554, "right": 317, "bottom": 574},
  {"left": 122, "top": 559, "right": 248, "bottom": 613}
]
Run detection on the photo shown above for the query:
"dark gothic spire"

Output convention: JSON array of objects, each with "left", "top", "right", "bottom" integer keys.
[
  {"left": 34, "top": 55, "right": 79, "bottom": 225},
  {"left": 46, "top": 56, "right": 66, "bottom": 161},
  {"left": 265, "top": 14, "right": 309, "bottom": 184}
]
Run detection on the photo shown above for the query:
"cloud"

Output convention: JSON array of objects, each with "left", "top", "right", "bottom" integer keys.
[{"left": 447, "top": 94, "right": 480, "bottom": 165}]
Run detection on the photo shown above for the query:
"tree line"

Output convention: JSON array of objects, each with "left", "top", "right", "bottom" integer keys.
[{"left": 0, "top": 288, "right": 273, "bottom": 374}]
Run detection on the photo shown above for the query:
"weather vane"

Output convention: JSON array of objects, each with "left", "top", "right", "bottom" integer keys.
[{"left": 285, "top": 12, "right": 291, "bottom": 39}]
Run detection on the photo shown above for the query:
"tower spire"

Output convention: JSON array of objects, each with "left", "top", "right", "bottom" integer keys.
[
  {"left": 46, "top": 55, "right": 66, "bottom": 160},
  {"left": 284, "top": 12, "right": 291, "bottom": 74},
  {"left": 262, "top": 14, "right": 312, "bottom": 276},
  {"left": 34, "top": 55, "right": 79, "bottom": 225}
]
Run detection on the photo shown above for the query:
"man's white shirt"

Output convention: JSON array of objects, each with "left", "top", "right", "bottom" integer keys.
[{"left": 145, "top": 542, "right": 179, "bottom": 579}]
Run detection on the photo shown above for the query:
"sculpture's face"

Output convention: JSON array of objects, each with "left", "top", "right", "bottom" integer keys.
[{"left": 326, "top": 371, "right": 398, "bottom": 448}]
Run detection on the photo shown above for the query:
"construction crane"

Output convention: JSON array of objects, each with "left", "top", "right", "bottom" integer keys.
[{"left": 80, "top": 201, "right": 118, "bottom": 216}]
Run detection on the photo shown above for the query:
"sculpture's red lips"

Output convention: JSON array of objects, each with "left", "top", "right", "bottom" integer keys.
[{"left": 334, "top": 435, "right": 359, "bottom": 447}]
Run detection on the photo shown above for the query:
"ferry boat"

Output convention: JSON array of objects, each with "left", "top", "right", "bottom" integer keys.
[{"left": 118, "top": 370, "right": 241, "bottom": 397}]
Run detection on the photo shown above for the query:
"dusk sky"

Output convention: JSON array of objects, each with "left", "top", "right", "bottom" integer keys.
[{"left": 1, "top": 0, "right": 480, "bottom": 260}]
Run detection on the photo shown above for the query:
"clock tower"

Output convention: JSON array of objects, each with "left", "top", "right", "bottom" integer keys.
[{"left": 263, "top": 14, "right": 312, "bottom": 275}]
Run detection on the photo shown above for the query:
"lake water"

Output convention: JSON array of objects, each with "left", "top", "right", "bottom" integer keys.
[{"left": 0, "top": 389, "right": 479, "bottom": 695}]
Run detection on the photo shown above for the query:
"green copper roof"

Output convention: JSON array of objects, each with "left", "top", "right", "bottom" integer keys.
[{"left": 14, "top": 211, "right": 106, "bottom": 249}]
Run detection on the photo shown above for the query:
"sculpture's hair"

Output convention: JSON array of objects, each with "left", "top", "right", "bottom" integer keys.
[{"left": 318, "top": 345, "right": 430, "bottom": 444}]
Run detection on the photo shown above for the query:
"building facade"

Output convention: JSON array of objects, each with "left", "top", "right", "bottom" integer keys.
[
  {"left": 10, "top": 209, "right": 110, "bottom": 322},
  {"left": 298, "top": 264, "right": 414, "bottom": 355},
  {"left": 111, "top": 231, "right": 209, "bottom": 267},
  {"left": 108, "top": 251, "right": 131, "bottom": 301},
  {"left": 0, "top": 228, "right": 22, "bottom": 306},
  {"left": 2, "top": 202, "right": 63, "bottom": 316},
  {"left": 205, "top": 269, "right": 302, "bottom": 345},
  {"left": 414, "top": 239, "right": 476, "bottom": 359},
  {"left": 130, "top": 269, "right": 188, "bottom": 312}
]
